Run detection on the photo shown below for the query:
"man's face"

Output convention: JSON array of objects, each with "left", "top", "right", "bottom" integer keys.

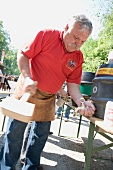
[{"left": 63, "top": 22, "right": 90, "bottom": 52}]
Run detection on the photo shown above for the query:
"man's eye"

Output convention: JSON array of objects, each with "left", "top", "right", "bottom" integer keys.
[
  {"left": 74, "top": 36, "right": 79, "bottom": 40},
  {"left": 75, "top": 37, "right": 78, "bottom": 39},
  {"left": 82, "top": 41, "right": 85, "bottom": 43}
]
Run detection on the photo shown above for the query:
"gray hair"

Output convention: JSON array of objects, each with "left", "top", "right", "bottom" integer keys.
[{"left": 68, "top": 14, "right": 93, "bottom": 34}]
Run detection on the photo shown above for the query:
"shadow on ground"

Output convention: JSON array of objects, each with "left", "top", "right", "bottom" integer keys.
[
  {"left": 41, "top": 134, "right": 113, "bottom": 170},
  {"left": 0, "top": 129, "right": 113, "bottom": 170}
]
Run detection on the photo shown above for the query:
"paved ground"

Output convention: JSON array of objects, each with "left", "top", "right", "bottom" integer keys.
[
  {"left": 0, "top": 112, "right": 113, "bottom": 170},
  {"left": 41, "top": 115, "right": 113, "bottom": 170}
]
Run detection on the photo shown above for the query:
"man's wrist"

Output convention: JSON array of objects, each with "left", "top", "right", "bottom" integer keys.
[
  {"left": 79, "top": 97, "right": 85, "bottom": 108},
  {"left": 76, "top": 97, "right": 85, "bottom": 107},
  {"left": 24, "top": 76, "right": 31, "bottom": 80}
]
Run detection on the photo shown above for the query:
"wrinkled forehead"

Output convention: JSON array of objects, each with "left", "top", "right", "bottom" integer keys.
[
  {"left": 69, "top": 21, "right": 92, "bottom": 35},
  {"left": 77, "top": 30, "right": 90, "bottom": 41}
]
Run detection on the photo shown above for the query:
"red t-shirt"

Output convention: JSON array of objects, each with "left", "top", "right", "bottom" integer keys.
[{"left": 21, "top": 29, "right": 84, "bottom": 94}]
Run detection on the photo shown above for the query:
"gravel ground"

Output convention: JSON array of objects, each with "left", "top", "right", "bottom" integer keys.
[{"left": 0, "top": 114, "right": 113, "bottom": 170}]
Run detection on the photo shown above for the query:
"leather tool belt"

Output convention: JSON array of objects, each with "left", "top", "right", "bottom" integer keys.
[{"left": 13, "top": 74, "right": 56, "bottom": 121}]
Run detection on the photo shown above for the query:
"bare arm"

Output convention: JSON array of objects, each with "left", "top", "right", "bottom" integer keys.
[
  {"left": 17, "top": 50, "right": 37, "bottom": 95},
  {"left": 67, "top": 82, "right": 82, "bottom": 106},
  {"left": 67, "top": 82, "right": 95, "bottom": 117},
  {"left": 17, "top": 50, "right": 31, "bottom": 78}
]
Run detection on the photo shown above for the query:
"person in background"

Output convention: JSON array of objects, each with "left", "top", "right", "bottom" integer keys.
[
  {"left": 56, "top": 84, "right": 72, "bottom": 122},
  {"left": 0, "top": 74, "right": 5, "bottom": 90},
  {"left": 56, "top": 104, "right": 71, "bottom": 122},
  {"left": 4, "top": 74, "right": 11, "bottom": 91},
  {"left": 0, "top": 14, "right": 95, "bottom": 170},
  {"left": 0, "top": 74, "right": 11, "bottom": 91}
]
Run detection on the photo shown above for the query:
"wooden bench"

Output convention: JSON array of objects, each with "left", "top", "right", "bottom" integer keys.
[{"left": 84, "top": 116, "right": 113, "bottom": 170}]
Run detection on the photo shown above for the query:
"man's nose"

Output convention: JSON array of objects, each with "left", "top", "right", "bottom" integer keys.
[{"left": 76, "top": 40, "right": 82, "bottom": 47}]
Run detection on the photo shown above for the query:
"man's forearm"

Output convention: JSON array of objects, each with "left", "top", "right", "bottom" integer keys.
[
  {"left": 67, "top": 82, "right": 83, "bottom": 106},
  {"left": 17, "top": 50, "right": 31, "bottom": 78}
]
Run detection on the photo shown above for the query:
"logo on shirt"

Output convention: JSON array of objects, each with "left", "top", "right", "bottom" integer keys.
[{"left": 66, "top": 60, "right": 76, "bottom": 71}]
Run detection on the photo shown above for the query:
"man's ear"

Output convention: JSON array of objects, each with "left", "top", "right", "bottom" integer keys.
[{"left": 64, "top": 24, "right": 69, "bottom": 31}]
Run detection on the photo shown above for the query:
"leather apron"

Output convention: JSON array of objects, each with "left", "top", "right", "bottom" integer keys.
[{"left": 13, "top": 74, "right": 56, "bottom": 122}]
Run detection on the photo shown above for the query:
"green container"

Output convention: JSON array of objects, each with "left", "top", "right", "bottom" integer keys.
[{"left": 80, "top": 83, "right": 93, "bottom": 96}]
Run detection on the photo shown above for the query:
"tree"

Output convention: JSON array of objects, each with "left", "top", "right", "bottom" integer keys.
[
  {"left": 81, "top": 0, "right": 113, "bottom": 73},
  {"left": 0, "top": 20, "right": 10, "bottom": 57},
  {"left": 0, "top": 20, "right": 20, "bottom": 75},
  {"left": 98, "top": 9, "right": 113, "bottom": 52},
  {"left": 3, "top": 47, "right": 20, "bottom": 75},
  {"left": 81, "top": 38, "right": 103, "bottom": 73}
]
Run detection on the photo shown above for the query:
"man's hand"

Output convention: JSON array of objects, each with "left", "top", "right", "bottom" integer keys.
[
  {"left": 59, "top": 88, "right": 68, "bottom": 98},
  {"left": 79, "top": 100, "right": 95, "bottom": 117},
  {"left": 23, "top": 77, "right": 38, "bottom": 95}
]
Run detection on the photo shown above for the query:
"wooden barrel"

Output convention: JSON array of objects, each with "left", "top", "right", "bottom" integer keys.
[
  {"left": 91, "top": 64, "right": 113, "bottom": 119},
  {"left": 81, "top": 71, "right": 95, "bottom": 82}
]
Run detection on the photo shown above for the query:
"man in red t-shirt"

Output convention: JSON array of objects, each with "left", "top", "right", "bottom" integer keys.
[{"left": 0, "top": 14, "right": 95, "bottom": 170}]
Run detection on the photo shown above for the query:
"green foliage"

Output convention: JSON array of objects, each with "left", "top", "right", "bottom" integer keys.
[
  {"left": 3, "top": 47, "right": 20, "bottom": 75},
  {"left": 0, "top": 20, "right": 10, "bottom": 55},
  {"left": 81, "top": 38, "right": 101, "bottom": 73},
  {"left": 1, "top": 0, "right": 113, "bottom": 76},
  {"left": 99, "top": 9, "right": 113, "bottom": 50},
  {"left": 81, "top": 1, "right": 113, "bottom": 73},
  {"left": 0, "top": 20, "right": 20, "bottom": 75}
]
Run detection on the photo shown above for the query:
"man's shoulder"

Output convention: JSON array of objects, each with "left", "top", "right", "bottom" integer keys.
[
  {"left": 43, "top": 29, "right": 62, "bottom": 37},
  {"left": 39, "top": 29, "right": 62, "bottom": 42}
]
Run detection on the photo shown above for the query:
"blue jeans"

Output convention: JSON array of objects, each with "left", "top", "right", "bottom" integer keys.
[
  {"left": 0, "top": 118, "right": 51, "bottom": 170},
  {"left": 65, "top": 106, "right": 70, "bottom": 119},
  {"left": 57, "top": 105, "right": 70, "bottom": 119},
  {"left": 57, "top": 107, "right": 62, "bottom": 116}
]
